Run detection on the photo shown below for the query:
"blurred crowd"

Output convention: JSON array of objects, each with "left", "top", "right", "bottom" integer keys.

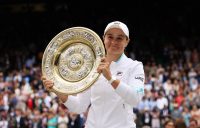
[
  {"left": 0, "top": 44, "right": 86, "bottom": 128},
  {"left": 0, "top": 39, "right": 200, "bottom": 128}
]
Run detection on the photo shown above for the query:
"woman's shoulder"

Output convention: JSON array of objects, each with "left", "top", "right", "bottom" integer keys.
[
  {"left": 127, "top": 57, "right": 143, "bottom": 66},
  {"left": 119, "top": 54, "right": 143, "bottom": 68}
]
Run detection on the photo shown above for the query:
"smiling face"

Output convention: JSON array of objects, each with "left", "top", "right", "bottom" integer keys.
[{"left": 103, "top": 28, "right": 130, "bottom": 56}]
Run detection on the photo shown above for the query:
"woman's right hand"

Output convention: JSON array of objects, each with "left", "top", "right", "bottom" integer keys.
[
  {"left": 41, "top": 76, "right": 68, "bottom": 103},
  {"left": 41, "top": 76, "right": 54, "bottom": 91}
]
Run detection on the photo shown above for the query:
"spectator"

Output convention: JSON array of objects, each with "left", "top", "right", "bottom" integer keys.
[
  {"left": 189, "top": 118, "right": 198, "bottom": 128},
  {"left": 163, "top": 119, "right": 175, "bottom": 128}
]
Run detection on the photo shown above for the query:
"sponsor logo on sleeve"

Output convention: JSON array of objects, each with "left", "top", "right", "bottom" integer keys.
[
  {"left": 135, "top": 76, "right": 144, "bottom": 82},
  {"left": 136, "top": 87, "right": 144, "bottom": 94}
]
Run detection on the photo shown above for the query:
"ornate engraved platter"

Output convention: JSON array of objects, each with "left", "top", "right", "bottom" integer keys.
[{"left": 42, "top": 27, "right": 105, "bottom": 95}]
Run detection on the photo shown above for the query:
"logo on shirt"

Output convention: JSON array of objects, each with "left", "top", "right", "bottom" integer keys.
[
  {"left": 135, "top": 76, "right": 144, "bottom": 82},
  {"left": 136, "top": 87, "right": 144, "bottom": 94},
  {"left": 116, "top": 71, "right": 123, "bottom": 76}
]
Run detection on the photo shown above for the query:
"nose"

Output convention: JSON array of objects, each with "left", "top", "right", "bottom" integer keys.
[{"left": 110, "top": 38, "right": 119, "bottom": 44}]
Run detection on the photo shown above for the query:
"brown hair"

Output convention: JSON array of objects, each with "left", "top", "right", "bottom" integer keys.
[
  {"left": 164, "top": 119, "right": 175, "bottom": 128},
  {"left": 174, "top": 119, "right": 187, "bottom": 128}
]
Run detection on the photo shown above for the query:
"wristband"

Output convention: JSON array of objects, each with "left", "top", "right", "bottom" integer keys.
[{"left": 108, "top": 76, "right": 116, "bottom": 84}]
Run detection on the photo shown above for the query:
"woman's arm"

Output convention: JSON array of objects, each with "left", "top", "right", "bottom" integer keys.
[{"left": 114, "top": 62, "right": 145, "bottom": 107}]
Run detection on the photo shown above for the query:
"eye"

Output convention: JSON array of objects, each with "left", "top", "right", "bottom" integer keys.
[
  {"left": 116, "top": 37, "right": 124, "bottom": 41},
  {"left": 105, "top": 34, "right": 126, "bottom": 42},
  {"left": 107, "top": 35, "right": 113, "bottom": 40}
]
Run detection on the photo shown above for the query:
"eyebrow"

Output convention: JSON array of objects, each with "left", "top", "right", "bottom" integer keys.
[{"left": 106, "top": 33, "right": 126, "bottom": 37}]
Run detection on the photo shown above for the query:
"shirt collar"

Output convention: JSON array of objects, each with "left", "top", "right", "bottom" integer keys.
[
  {"left": 115, "top": 53, "right": 124, "bottom": 63},
  {"left": 111, "top": 53, "right": 127, "bottom": 66}
]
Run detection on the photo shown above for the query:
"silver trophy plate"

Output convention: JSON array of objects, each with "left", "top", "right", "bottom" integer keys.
[{"left": 42, "top": 27, "right": 105, "bottom": 95}]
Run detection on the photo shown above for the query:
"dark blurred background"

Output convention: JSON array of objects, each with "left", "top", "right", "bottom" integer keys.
[{"left": 1, "top": 0, "right": 199, "bottom": 64}]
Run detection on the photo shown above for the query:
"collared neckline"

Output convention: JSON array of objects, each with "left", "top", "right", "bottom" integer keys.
[
  {"left": 111, "top": 53, "right": 127, "bottom": 66},
  {"left": 115, "top": 53, "right": 124, "bottom": 63}
]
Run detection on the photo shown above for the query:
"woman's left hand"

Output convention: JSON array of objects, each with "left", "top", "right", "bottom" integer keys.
[{"left": 97, "top": 57, "right": 112, "bottom": 80}]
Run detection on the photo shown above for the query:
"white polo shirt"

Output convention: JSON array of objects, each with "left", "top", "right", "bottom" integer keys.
[{"left": 64, "top": 54, "right": 145, "bottom": 128}]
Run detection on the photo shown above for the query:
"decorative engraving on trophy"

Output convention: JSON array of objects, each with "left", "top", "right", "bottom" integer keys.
[
  {"left": 90, "top": 40, "right": 97, "bottom": 46},
  {"left": 69, "top": 31, "right": 75, "bottom": 36},
  {"left": 45, "top": 58, "right": 51, "bottom": 66},
  {"left": 62, "top": 84, "right": 78, "bottom": 92},
  {"left": 67, "top": 47, "right": 75, "bottom": 56},
  {"left": 57, "top": 37, "right": 63, "bottom": 44},
  {"left": 46, "top": 53, "right": 52, "bottom": 58},
  {"left": 80, "top": 48, "right": 86, "bottom": 55},
  {"left": 47, "top": 48, "right": 54, "bottom": 54},
  {"left": 81, "top": 49, "right": 90, "bottom": 60},
  {"left": 96, "top": 46, "right": 103, "bottom": 56},
  {"left": 63, "top": 34, "right": 70, "bottom": 40},
  {"left": 77, "top": 67, "right": 89, "bottom": 78},
  {"left": 68, "top": 54, "right": 83, "bottom": 71},
  {"left": 60, "top": 65, "right": 69, "bottom": 76},
  {"left": 85, "top": 63, "right": 93, "bottom": 70},
  {"left": 78, "top": 31, "right": 84, "bottom": 37},
  {"left": 57, "top": 43, "right": 94, "bottom": 82},
  {"left": 45, "top": 62, "right": 51, "bottom": 76},
  {"left": 83, "top": 32, "right": 90, "bottom": 38},
  {"left": 87, "top": 34, "right": 94, "bottom": 42},
  {"left": 63, "top": 31, "right": 75, "bottom": 40},
  {"left": 77, "top": 70, "right": 85, "bottom": 78},
  {"left": 75, "top": 31, "right": 81, "bottom": 37},
  {"left": 83, "top": 32, "right": 94, "bottom": 42},
  {"left": 84, "top": 54, "right": 92, "bottom": 61},
  {"left": 51, "top": 41, "right": 58, "bottom": 50},
  {"left": 46, "top": 69, "right": 53, "bottom": 79}
]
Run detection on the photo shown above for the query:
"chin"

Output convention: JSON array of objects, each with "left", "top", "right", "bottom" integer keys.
[
  {"left": 108, "top": 48, "right": 121, "bottom": 54},
  {"left": 109, "top": 51, "right": 120, "bottom": 55},
  {"left": 111, "top": 47, "right": 119, "bottom": 51}
]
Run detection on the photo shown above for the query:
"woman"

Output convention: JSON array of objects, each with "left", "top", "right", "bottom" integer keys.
[{"left": 42, "top": 21, "right": 145, "bottom": 128}]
